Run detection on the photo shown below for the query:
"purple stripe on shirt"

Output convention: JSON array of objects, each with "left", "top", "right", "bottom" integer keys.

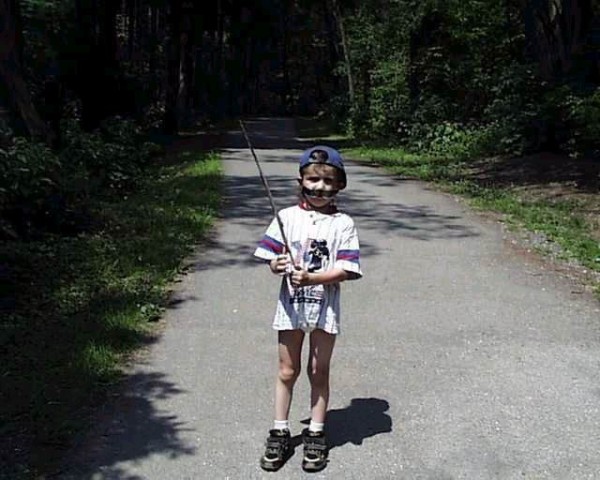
[
  {"left": 337, "top": 249, "right": 359, "bottom": 262},
  {"left": 258, "top": 235, "right": 284, "bottom": 254}
]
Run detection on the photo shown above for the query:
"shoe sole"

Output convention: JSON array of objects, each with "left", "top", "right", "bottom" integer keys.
[
  {"left": 260, "top": 462, "right": 283, "bottom": 472},
  {"left": 260, "top": 451, "right": 292, "bottom": 472},
  {"left": 301, "top": 460, "right": 328, "bottom": 473}
]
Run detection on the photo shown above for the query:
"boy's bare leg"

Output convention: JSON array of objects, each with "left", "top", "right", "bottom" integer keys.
[
  {"left": 307, "top": 329, "right": 336, "bottom": 423},
  {"left": 261, "top": 330, "right": 304, "bottom": 472},
  {"left": 275, "top": 329, "right": 305, "bottom": 422}
]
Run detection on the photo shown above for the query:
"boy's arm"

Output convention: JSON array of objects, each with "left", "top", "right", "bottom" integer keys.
[{"left": 290, "top": 267, "right": 351, "bottom": 287}]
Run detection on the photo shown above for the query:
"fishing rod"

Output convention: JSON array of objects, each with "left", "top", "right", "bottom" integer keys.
[{"left": 239, "top": 120, "right": 294, "bottom": 263}]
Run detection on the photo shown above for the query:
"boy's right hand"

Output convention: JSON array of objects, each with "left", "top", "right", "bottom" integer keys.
[{"left": 269, "top": 254, "right": 290, "bottom": 276}]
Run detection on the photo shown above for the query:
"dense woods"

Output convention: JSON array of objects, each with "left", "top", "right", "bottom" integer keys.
[
  {"left": 2, "top": 1, "right": 600, "bottom": 238},
  {"left": 1, "top": 0, "right": 600, "bottom": 476},
  {"left": 2, "top": 1, "right": 600, "bottom": 152}
]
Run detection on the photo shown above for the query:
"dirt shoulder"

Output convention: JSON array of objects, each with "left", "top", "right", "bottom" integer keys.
[
  {"left": 463, "top": 152, "right": 600, "bottom": 293},
  {"left": 466, "top": 152, "right": 600, "bottom": 239}
]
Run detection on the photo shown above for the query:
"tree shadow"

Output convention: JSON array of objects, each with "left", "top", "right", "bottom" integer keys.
[
  {"left": 468, "top": 152, "right": 600, "bottom": 193},
  {"left": 160, "top": 116, "right": 365, "bottom": 153},
  {"left": 295, "top": 397, "right": 392, "bottom": 449},
  {"left": 219, "top": 170, "right": 478, "bottom": 239},
  {"left": 55, "top": 372, "right": 195, "bottom": 479},
  {"left": 164, "top": 117, "right": 478, "bottom": 245},
  {"left": 163, "top": 118, "right": 481, "bottom": 274}
]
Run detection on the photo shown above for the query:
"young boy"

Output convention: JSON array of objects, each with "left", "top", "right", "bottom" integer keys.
[{"left": 254, "top": 146, "right": 362, "bottom": 472}]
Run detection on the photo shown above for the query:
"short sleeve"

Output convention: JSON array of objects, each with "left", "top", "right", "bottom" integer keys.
[
  {"left": 254, "top": 216, "right": 285, "bottom": 261},
  {"left": 335, "top": 219, "right": 362, "bottom": 278}
]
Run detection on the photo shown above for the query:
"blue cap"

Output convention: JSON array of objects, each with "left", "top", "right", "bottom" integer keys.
[{"left": 299, "top": 146, "right": 347, "bottom": 188}]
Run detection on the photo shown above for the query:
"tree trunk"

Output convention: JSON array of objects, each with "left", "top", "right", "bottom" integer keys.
[
  {"left": 330, "top": 0, "right": 355, "bottom": 106},
  {"left": 215, "top": 0, "right": 225, "bottom": 118},
  {"left": 280, "top": 3, "right": 291, "bottom": 114},
  {"left": 75, "top": 0, "right": 122, "bottom": 130},
  {"left": 163, "top": 0, "right": 182, "bottom": 133},
  {"left": 323, "top": 0, "right": 342, "bottom": 94},
  {"left": 148, "top": 5, "right": 160, "bottom": 100},
  {"left": 524, "top": 0, "right": 592, "bottom": 80},
  {"left": 127, "top": 0, "right": 136, "bottom": 61},
  {"left": 0, "top": 0, "right": 50, "bottom": 142},
  {"left": 180, "top": 2, "right": 195, "bottom": 126}
]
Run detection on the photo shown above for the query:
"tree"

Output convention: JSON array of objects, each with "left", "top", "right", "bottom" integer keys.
[
  {"left": 524, "top": 0, "right": 593, "bottom": 81},
  {"left": 329, "top": 0, "right": 355, "bottom": 105},
  {"left": 0, "top": 0, "right": 50, "bottom": 142}
]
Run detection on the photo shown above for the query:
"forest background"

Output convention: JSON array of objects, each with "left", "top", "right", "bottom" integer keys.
[{"left": 1, "top": 0, "right": 599, "bottom": 477}]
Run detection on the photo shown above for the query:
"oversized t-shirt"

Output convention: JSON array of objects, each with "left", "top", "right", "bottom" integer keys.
[{"left": 254, "top": 205, "right": 362, "bottom": 334}]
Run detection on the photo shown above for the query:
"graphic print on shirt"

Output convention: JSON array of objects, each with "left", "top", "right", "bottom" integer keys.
[
  {"left": 288, "top": 237, "right": 327, "bottom": 307},
  {"left": 291, "top": 285, "right": 324, "bottom": 305},
  {"left": 307, "top": 239, "right": 330, "bottom": 272}
]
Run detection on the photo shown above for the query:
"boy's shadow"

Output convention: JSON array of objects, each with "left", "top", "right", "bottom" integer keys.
[{"left": 292, "top": 397, "right": 392, "bottom": 449}]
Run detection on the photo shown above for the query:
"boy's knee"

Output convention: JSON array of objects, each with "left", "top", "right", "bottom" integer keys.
[
  {"left": 307, "top": 365, "right": 330, "bottom": 387},
  {"left": 279, "top": 364, "right": 300, "bottom": 384}
]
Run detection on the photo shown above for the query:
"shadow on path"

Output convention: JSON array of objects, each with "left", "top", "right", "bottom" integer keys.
[
  {"left": 171, "top": 118, "right": 481, "bottom": 283},
  {"left": 296, "top": 397, "right": 392, "bottom": 449},
  {"left": 54, "top": 118, "right": 462, "bottom": 477},
  {"left": 167, "top": 118, "right": 480, "bottom": 250},
  {"left": 57, "top": 372, "right": 195, "bottom": 479}
]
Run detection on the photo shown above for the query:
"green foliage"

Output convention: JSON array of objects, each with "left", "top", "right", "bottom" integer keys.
[
  {"left": 336, "top": 0, "right": 600, "bottom": 159},
  {"left": 0, "top": 118, "right": 161, "bottom": 239},
  {"left": 0, "top": 138, "right": 59, "bottom": 208},
  {"left": 346, "top": 146, "right": 461, "bottom": 180},
  {"left": 451, "top": 182, "right": 600, "bottom": 271},
  {"left": 1, "top": 151, "right": 222, "bottom": 477},
  {"left": 564, "top": 88, "right": 600, "bottom": 158},
  {"left": 407, "top": 121, "right": 496, "bottom": 160},
  {"left": 0, "top": 138, "right": 63, "bottom": 237},
  {"left": 365, "top": 58, "right": 411, "bottom": 138},
  {"left": 61, "top": 118, "right": 157, "bottom": 193},
  {"left": 474, "top": 63, "right": 544, "bottom": 155}
]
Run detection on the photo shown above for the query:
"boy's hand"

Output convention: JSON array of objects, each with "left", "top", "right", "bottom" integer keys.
[
  {"left": 269, "top": 255, "right": 290, "bottom": 275},
  {"left": 290, "top": 267, "right": 311, "bottom": 287}
]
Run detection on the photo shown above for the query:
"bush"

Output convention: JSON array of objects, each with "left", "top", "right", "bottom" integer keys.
[
  {"left": 0, "top": 118, "right": 159, "bottom": 239},
  {"left": 367, "top": 59, "right": 411, "bottom": 139},
  {"left": 0, "top": 138, "right": 63, "bottom": 238},
  {"left": 564, "top": 88, "right": 600, "bottom": 158},
  {"left": 407, "top": 121, "right": 496, "bottom": 160}
]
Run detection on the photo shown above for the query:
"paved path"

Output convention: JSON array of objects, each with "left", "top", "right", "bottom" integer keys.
[{"left": 65, "top": 118, "right": 600, "bottom": 479}]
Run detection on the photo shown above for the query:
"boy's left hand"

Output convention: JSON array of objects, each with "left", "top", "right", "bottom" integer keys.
[{"left": 290, "top": 267, "right": 311, "bottom": 287}]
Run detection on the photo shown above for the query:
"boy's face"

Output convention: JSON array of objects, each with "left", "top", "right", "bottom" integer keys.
[{"left": 299, "top": 164, "right": 343, "bottom": 208}]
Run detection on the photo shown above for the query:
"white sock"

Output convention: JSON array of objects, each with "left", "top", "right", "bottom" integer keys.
[
  {"left": 274, "top": 420, "right": 290, "bottom": 431},
  {"left": 308, "top": 421, "right": 324, "bottom": 433}
]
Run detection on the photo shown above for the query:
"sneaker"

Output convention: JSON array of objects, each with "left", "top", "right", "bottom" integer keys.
[
  {"left": 260, "top": 429, "right": 292, "bottom": 471},
  {"left": 301, "top": 428, "right": 328, "bottom": 472}
]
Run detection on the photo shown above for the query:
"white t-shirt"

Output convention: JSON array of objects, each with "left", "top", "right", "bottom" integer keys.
[{"left": 254, "top": 205, "right": 362, "bottom": 334}]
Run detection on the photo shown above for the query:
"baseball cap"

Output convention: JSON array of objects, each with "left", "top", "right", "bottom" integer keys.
[{"left": 299, "top": 146, "right": 347, "bottom": 189}]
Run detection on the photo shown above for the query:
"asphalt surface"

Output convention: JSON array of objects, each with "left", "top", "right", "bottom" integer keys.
[{"left": 64, "top": 118, "right": 600, "bottom": 479}]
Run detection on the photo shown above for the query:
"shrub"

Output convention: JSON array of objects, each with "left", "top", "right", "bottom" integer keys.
[
  {"left": 0, "top": 137, "right": 62, "bottom": 238},
  {"left": 406, "top": 121, "right": 496, "bottom": 161},
  {"left": 564, "top": 88, "right": 600, "bottom": 158},
  {"left": 0, "top": 118, "right": 158, "bottom": 239}
]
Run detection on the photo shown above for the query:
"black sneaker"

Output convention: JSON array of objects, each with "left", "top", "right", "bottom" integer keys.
[
  {"left": 301, "top": 428, "right": 328, "bottom": 472},
  {"left": 260, "top": 429, "right": 292, "bottom": 471}
]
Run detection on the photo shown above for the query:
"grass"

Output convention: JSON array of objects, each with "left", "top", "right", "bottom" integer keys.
[
  {"left": 0, "top": 151, "right": 222, "bottom": 477},
  {"left": 345, "top": 145, "right": 600, "bottom": 291},
  {"left": 342, "top": 145, "right": 463, "bottom": 180},
  {"left": 294, "top": 116, "right": 351, "bottom": 142},
  {"left": 451, "top": 182, "right": 600, "bottom": 270}
]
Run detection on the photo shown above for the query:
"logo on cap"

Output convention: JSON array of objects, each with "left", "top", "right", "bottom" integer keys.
[{"left": 299, "top": 146, "right": 347, "bottom": 189}]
